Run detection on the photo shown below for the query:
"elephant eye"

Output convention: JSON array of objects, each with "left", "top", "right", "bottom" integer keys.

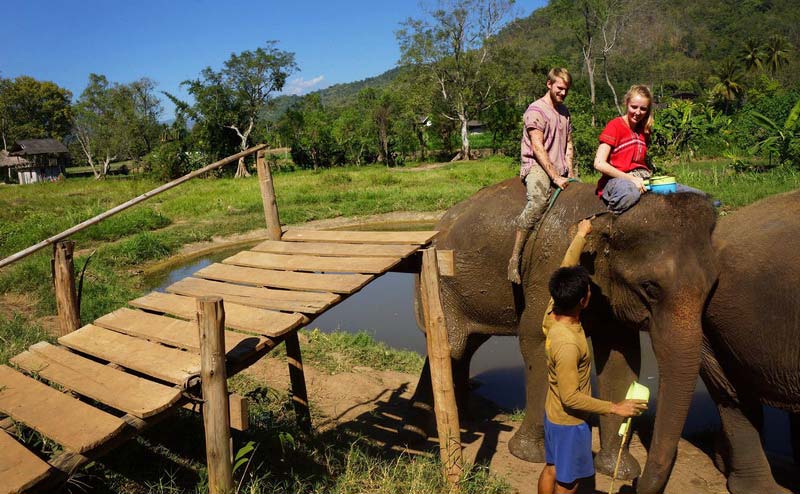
[{"left": 640, "top": 281, "right": 662, "bottom": 301}]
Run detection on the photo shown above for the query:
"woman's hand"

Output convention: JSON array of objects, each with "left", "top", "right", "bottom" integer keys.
[{"left": 628, "top": 174, "right": 647, "bottom": 193}]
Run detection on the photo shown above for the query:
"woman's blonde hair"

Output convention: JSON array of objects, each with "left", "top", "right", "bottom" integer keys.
[{"left": 624, "top": 85, "right": 654, "bottom": 135}]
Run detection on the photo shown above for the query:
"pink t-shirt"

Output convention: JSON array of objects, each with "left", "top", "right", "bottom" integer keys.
[{"left": 520, "top": 96, "right": 572, "bottom": 178}]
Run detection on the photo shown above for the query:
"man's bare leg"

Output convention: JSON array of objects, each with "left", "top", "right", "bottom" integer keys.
[
  {"left": 538, "top": 464, "right": 556, "bottom": 494},
  {"left": 507, "top": 228, "right": 528, "bottom": 283}
]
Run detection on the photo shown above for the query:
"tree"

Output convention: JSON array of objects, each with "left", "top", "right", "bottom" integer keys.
[
  {"left": 72, "top": 74, "right": 162, "bottom": 178},
  {"left": 709, "top": 60, "right": 745, "bottom": 112},
  {"left": 0, "top": 76, "right": 72, "bottom": 150},
  {"left": 552, "top": 0, "right": 632, "bottom": 124},
  {"left": 765, "top": 34, "right": 791, "bottom": 74},
  {"left": 397, "top": 0, "right": 515, "bottom": 161},
  {"left": 180, "top": 42, "right": 297, "bottom": 177},
  {"left": 740, "top": 37, "right": 765, "bottom": 72}
]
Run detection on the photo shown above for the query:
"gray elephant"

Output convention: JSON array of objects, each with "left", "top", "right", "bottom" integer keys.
[
  {"left": 409, "top": 178, "right": 718, "bottom": 494},
  {"left": 702, "top": 189, "right": 800, "bottom": 494}
]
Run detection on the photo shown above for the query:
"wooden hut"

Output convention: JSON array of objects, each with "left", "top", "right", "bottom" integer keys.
[{"left": 3, "top": 138, "right": 70, "bottom": 184}]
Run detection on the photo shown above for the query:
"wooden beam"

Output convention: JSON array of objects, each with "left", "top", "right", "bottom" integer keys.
[
  {"left": 436, "top": 250, "right": 455, "bottom": 277},
  {"left": 197, "top": 297, "right": 234, "bottom": 494},
  {"left": 255, "top": 150, "right": 282, "bottom": 241},
  {"left": 285, "top": 332, "right": 311, "bottom": 433},
  {"left": 53, "top": 241, "right": 80, "bottom": 336},
  {"left": 420, "top": 248, "right": 463, "bottom": 486}
]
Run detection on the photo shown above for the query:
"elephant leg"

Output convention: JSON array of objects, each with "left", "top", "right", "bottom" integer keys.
[
  {"left": 402, "top": 358, "right": 436, "bottom": 442},
  {"left": 509, "top": 309, "right": 547, "bottom": 463},
  {"left": 718, "top": 400, "right": 789, "bottom": 494},
  {"left": 452, "top": 333, "right": 491, "bottom": 416},
  {"left": 592, "top": 325, "right": 641, "bottom": 480}
]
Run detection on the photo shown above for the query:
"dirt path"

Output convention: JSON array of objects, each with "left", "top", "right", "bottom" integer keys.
[{"left": 245, "top": 356, "right": 730, "bottom": 494}]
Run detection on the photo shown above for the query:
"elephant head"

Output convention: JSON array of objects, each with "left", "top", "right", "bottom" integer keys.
[{"left": 579, "top": 191, "right": 719, "bottom": 493}]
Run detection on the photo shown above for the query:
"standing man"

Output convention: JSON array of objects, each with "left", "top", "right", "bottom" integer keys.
[
  {"left": 508, "top": 67, "right": 576, "bottom": 284},
  {"left": 539, "top": 219, "right": 647, "bottom": 494}
]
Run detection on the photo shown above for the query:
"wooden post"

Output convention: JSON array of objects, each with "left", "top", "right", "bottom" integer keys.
[
  {"left": 197, "top": 297, "right": 233, "bottom": 494},
  {"left": 53, "top": 241, "right": 80, "bottom": 336},
  {"left": 420, "top": 248, "right": 463, "bottom": 486},
  {"left": 285, "top": 331, "right": 312, "bottom": 432},
  {"left": 255, "top": 150, "right": 282, "bottom": 241}
]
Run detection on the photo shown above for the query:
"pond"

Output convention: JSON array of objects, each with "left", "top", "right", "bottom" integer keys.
[{"left": 145, "top": 232, "right": 793, "bottom": 460}]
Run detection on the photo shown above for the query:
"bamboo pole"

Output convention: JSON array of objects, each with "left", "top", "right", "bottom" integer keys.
[
  {"left": 420, "top": 248, "right": 463, "bottom": 486},
  {"left": 285, "top": 331, "right": 312, "bottom": 432},
  {"left": 197, "top": 296, "right": 234, "bottom": 494},
  {"left": 0, "top": 144, "right": 268, "bottom": 269},
  {"left": 255, "top": 149, "right": 283, "bottom": 240},
  {"left": 53, "top": 241, "right": 80, "bottom": 336}
]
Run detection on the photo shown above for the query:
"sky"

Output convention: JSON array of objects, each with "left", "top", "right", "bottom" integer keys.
[{"left": 1, "top": 0, "right": 546, "bottom": 118}]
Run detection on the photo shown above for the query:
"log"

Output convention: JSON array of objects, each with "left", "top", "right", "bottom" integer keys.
[
  {"left": 197, "top": 297, "right": 233, "bottom": 494},
  {"left": 53, "top": 241, "right": 80, "bottom": 336},
  {"left": 420, "top": 248, "right": 463, "bottom": 486},
  {"left": 255, "top": 149, "right": 282, "bottom": 241}
]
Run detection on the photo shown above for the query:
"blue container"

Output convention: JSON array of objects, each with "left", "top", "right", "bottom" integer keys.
[
  {"left": 645, "top": 176, "right": 677, "bottom": 195},
  {"left": 649, "top": 182, "right": 677, "bottom": 194}
]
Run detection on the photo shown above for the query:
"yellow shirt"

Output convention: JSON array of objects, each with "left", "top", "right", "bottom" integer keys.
[{"left": 543, "top": 233, "right": 613, "bottom": 425}]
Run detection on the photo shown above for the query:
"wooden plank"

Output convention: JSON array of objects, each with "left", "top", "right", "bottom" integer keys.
[
  {"left": 182, "top": 393, "right": 248, "bottom": 431},
  {"left": 59, "top": 325, "right": 200, "bottom": 385},
  {"left": 94, "top": 308, "right": 267, "bottom": 361},
  {"left": 225, "top": 251, "right": 400, "bottom": 275},
  {"left": 129, "top": 292, "right": 305, "bottom": 338},
  {"left": 11, "top": 342, "right": 181, "bottom": 419},
  {"left": 437, "top": 250, "right": 456, "bottom": 277},
  {"left": 0, "top": 365, "right": 126, "bottom": 454},
  {"left": 167, "top": 278, "right": 339, "bottom": 314},
  {"left": 253, "top": 240, "right": 421, "bottom": 258},
  {"left": 282, "top": 229, "right": 438, "bottom": 245},
  {"left": 197, "top": 263, "right": 374, "bottom": 294},
  {"left": 0, "top": 429, "right": 51, "bottom": 494}
]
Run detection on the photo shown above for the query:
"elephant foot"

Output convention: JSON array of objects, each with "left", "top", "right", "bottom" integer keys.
[
  {"left": 508, "top": 428, "right": 545, "bottom": 463},
  {"left": 594, "top": 447, "right": 641, "bottom": 481},
  {"left": 727, "top": 473, "right": 790, "bottom": 494}
]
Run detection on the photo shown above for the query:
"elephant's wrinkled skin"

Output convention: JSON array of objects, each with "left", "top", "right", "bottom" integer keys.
[
  {"left": 409, "top": 178, "right": 717, "bottom": 494},
  {"left": 702, "top": 189, "right": 800, "bottom": 494}
]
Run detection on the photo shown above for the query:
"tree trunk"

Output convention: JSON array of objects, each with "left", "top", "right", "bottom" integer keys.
[
  {"left": 604, "top": 57, "right": 622, "bottom": 115},
  {"left": 458, "top": 113, "right": 471, "bottom": 161},
  {"left": 234, "top": 157, "right": 250, "bottom": 178},
  {"left": 584, "top": 52, "right": 597, "bottom": 127}
]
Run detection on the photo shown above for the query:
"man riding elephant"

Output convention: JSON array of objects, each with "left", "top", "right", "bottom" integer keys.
[{"left": 508, "top": 67, "right": 576, "bottom": 284}]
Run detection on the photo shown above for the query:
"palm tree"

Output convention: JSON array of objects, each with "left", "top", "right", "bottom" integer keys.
[
  {"left": 765, "top": 34, "right": 791, "bottom": 74},
  {"left": 740, "top": 38, "right": 765, "bottom": 72},
  {"left": 710, "top": 60, "right": 745, "bottom": 112}
]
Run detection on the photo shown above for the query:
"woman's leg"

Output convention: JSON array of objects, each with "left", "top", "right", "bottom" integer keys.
[{"left": 602, "top": 178, "right": 642, "bottom": 214}]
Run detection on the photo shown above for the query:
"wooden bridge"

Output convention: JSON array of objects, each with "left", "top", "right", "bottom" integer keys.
[{"left": 0, "top": 146, "right": 462, "bottom": 493}]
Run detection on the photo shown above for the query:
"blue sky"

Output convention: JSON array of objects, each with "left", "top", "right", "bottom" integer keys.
[{"left": 1, "top": 0, "right": 546, "bottom": 118}]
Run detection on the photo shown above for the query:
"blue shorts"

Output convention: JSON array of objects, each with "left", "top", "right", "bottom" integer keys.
[{"left": 544, "top": 414, "right": 595, "bottom": 484}]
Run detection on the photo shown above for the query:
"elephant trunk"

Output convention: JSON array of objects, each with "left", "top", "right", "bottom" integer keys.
[{"left": 637, "top": 296, "right": 704, "bottom": 494}]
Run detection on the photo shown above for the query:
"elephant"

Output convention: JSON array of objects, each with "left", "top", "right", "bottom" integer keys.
[
  {"left": 408, "top": 178, "right": 718, "bottom": 494},
  {"left": 701, "top": 189, "right": 800, "bottom": 494}
]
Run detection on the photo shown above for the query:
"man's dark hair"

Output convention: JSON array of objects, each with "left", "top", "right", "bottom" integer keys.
[{"left": 548, "top": 266, "right": 591, "bottom": 314}]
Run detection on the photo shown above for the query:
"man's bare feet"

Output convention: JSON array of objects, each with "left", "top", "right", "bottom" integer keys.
[{"left": 508, "top": 255, "right": 521, "bottom": 284}]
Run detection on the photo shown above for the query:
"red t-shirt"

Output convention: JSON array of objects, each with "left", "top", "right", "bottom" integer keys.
[{"left": 596, "top": 117, "right": 650, "bottom": 196}]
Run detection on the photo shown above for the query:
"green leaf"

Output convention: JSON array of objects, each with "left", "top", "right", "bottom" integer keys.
[
  {"left": 783, "top": 97, "right": 800, "bottom": 132},
  {"left": 750, "top": 111, "right": 781, "bottom": 133}
]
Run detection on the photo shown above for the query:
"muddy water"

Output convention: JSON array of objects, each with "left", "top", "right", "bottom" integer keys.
[{"left": 146, "top": 235, "right": 792, "bottom": 459}]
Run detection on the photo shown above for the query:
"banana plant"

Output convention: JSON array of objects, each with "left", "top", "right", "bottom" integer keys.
[{"left": 751, "top": 96, "right": 800, "bottom": 165}]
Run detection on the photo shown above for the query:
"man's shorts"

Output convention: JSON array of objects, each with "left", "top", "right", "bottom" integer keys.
[
  {"left": 515, "top": 165, "right": 554, "bottom": 230},
  {"left": 544, "top": 413, "right": 595, "bottom": 484}
]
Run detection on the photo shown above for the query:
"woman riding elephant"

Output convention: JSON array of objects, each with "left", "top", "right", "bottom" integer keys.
[{"left": 408, "top": 179, "right": 718, "bottom": 494}]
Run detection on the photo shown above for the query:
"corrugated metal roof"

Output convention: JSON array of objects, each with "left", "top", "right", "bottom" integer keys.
[{"left": 9, "top": 138, "right": 69, "bottom": 156}]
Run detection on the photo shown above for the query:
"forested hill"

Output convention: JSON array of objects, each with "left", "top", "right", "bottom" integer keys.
[
  {"left": 268, "top": 0, "right": 797, "bottom": 119},
  {"left": 493, "top": 0, "right": 799, "bottom": 91}
]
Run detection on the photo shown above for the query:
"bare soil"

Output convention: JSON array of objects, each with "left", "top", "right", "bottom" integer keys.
[{"left": 244, "top": 356, "right": 731, "bottom": 494}]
